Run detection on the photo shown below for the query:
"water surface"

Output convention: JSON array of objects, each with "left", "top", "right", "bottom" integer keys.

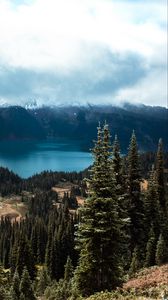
[{"left": 0, "top": 139, "right": 92, "bottom": 178}]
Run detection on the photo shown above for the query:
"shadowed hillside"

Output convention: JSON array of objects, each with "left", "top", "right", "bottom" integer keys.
[{"left": 0, "top": 104, "right": 167, "bottom": 151}]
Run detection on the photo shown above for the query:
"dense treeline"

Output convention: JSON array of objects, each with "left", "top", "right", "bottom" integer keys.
[
  {"left": 0, "top": 151, "right": 167, "bottom": 196},
  {"left": 0, "top": 167, "right": 90, "bottom": 196},
  {"left": 0, "top": 124, "right": 168, "bottom": 299}
]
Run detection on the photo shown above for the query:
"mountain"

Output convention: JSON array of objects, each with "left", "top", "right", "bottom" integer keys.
[
  {"left": 29, "top": 104, "right": 168, "bottom": 151},
  {"left": 0, "top": 106, "right": 45, "bottom": 139},
  {"left": 0, "top": 104, "right": 167, "bottom": 151}
]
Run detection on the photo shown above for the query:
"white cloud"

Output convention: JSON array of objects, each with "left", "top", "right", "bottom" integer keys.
[
  {"left": 0, "top": 0, "right": 167, "bottom": 106},
  {"left": 115, "top": 68, "right": 167, "bottom": 107}
]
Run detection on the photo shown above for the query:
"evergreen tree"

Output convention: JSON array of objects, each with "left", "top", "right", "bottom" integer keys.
[
  {"left": 16, "top": 234, "right": 36, "bottom": 280},
  {"left": 155, "top": 139, "right": 168, "bottom": 262},
  {"left": 144, "top": 170, "right": 160, "bottom": 240},
  {"left": 0, "top": 265, "right": 7, "bottom": 300},
  {"left": 10, "top": 270, "right": 20, "bottom": 300},
  {"left": 45, "top": 225, "right": 53, "bottom": 279},
  {"left": 64, "top": 256, "right": 73, "bottom": 282},
  {"left": 129, "top": 246, "right": 140, "bottom": 275},
  {"left": 19, "top": 267, "right": 36, "bottom": 300},
  {"left": 19, "top": 293, "right": 26, "bottom": 300},
  {"left": 155, "top": 234, "right": 167, "bottom": 265},
  {"left": 127, "top": 131, "right": 144, "bottom": 254},
  {"left": 0, "top": 288, "right": 6, "bottom": 300},
  {"left": 155, "top": 139, "right": 165, "bottom": 210},
  {"left": 112, "top": 135, "right": 122, "bottom": 187},
  {"left": 145, "top": 226, "right": 156, "bottom": 267},
  {"left": 73, "top": 124, "right": 124, "bottom": 296},
  {"left": 112, "top": 135, "right": 130, "bottom": 269},
  {"left": 36, "top": 218, "right": 47, "bottom": 264},
  {"left": 10, "top": 241, "right": 18, "bottom": 276},
  {"left": 36, "top": 267, "right": 50, "bottom": 296},
  {"left": 44, "top": 257, "right": 73, "bottom": 300},
  {"left": 112, "top": 135, "right": 125, "bottom": 212}
]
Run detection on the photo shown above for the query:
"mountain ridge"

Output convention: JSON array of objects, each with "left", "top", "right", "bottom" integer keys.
[{"left": 0, "top": 104, "right": 167, "bottom": 152}]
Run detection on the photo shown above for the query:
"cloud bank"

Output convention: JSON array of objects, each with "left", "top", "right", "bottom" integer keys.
[{"left": 0, "top": 0, "right": 167, "bottom": 107}]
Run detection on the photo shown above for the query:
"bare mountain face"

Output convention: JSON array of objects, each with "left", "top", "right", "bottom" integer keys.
[{"left": 0, "top": 104, "right": 167, "bottom": 152}]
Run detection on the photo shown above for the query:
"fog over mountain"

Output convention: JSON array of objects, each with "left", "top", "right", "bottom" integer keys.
[{"left": 0, "top": 0, "right": 167, "bottom": 107}]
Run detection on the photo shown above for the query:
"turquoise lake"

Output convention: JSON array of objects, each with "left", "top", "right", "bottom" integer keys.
[{"left": 0, "top": 139, "right": 92, "bottom": 178}]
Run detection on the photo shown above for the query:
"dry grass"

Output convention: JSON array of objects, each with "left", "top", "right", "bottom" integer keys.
[
  {"left": 140, "top": 179, "right": 148, "bottom": 191},
  {"left": 83, "top": 265, "right": 168, "bottom": 300},
  {"left": 123, "top": 264, "right": 168, "bottom": 290},
  {"left": 122, "top": 264, "right": 168, "bottom": 299},
  {"left": 52, "top": 183, "right": 85, "bottom": 206},
  {"left": 52, "top": 186, "right": 71, "bottom": 198},
  {"left": 0, "top": 196, "right": 27, "bottom": 221},
  {"left": 76, "top": 196, "right": 85, "bottom": 206}
]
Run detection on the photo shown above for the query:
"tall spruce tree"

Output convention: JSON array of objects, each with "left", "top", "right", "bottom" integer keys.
[
  {"left": 127, "top": 131, "right": 144, "bottom": 254},
  {"left": 155, "top": 139, "right": 168, "bottom": 263},
  {"left": 64, "top": 256, "right": 73, "bottom": 282},
  {"left": 36, "top": 267, "right": 50, "bottom": 296},
  {"left": 112, "top": 135, "right": 122, "bottom": 187},
  {"left": 73, "top": 124, "right": 124, "bottom": 296},
  {"left": 129, "top": 246, "right": 141, "bottom": 275},
  {"left": 19, "top": 267, "right": 36, "bottom": 300},
  {"left": 155, "top": 139, "right": 165, "bottom": 210},
  {"left": 16, "top": 234, "right": 36, "bottom": 280},
  {"left": 10, "top": 270, "right": 20, "bottom": 300},
  {"left": 112, "top": 135, "right": 125, "bottom": 211},
  {"left": 112, "top": 135, "right": 130, "bottom": 269},
  {"left": 145, "top": 226, "right": 156, "bottom": 267},
  {"left": 0, "top": 265, "right": 7, "bottom": 300},
  {"left": 155, "top": 234, "right": 167, "bottom": 265},
  {"left": 144, "top": 170, "right": 160, "bottom": 240}
]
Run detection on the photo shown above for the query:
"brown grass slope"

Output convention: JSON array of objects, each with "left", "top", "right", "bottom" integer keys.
[{"left": 84, "top": 264, "right": 168, "bottom": 300}]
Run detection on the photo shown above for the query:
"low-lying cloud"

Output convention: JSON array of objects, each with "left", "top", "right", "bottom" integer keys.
[{"left": 0, "top": 0, "right": 167, "bottom": 107}]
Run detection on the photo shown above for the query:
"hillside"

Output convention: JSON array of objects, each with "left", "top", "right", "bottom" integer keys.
[
  {"left": 84, "top": 264, "right": 168, "bottom": 300},
  {"left": 30, "top": 104, "right": 168, "bottom": 151},
  {"left": 0, "top": 124, "right": 168, "bottom": 300},
  {"left": 0, "top": 104, "right": 167, "bottom": 151},
  {"left": 0, "top": 106, "right": 45, "bottom": 139}
]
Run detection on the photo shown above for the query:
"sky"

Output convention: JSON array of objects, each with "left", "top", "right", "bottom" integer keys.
[{"left": 0, "top": 0, "right": 167, "bottom": 107}]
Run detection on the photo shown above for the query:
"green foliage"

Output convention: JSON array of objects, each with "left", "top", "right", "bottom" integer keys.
[
  {"left": 144, "top": 171, "right": 160, "bottom": 241},
  {"left": 129, "top": 246, "right": 141, "bottom": 275},
  {"left": 155, "top": 139, "right": 165, "bottom": 210},
  {"left": 19, "top": 267, "right": 36, "bottom": 300},
  {"left": 155, "top": 234, "right": 167, "bottom": 265},
  {"left": 45, "top": 279, "right": 72, "bottom": 300},
  {"left": 73, "top": 124, "right": 125, "bottom": 296},
  {"left": 45, "top": 256, "right": 74, "bottom": 300},
  {"left": 145, "top": 226, "right": 156, "bottom": 267},
  {"left": 0, "top": 287, "right": 6, "bottom": 300},
  {"left": 0, "top": 265, "right": 10, "bottom": 300},
  {"left": 16, "top": 234, "right": 36, "bottom": 280},
  {"left": 10, "top": 270, "right": 20, "bottom": 300},
  {"left": 64, "top": 256, "right": 73, "bottom": 282},
  {"left": 0, "top": 124, "right": 168, "bottom": 299},
  {"left": 127, "top": 131, "right": 145, "bottom": 255},
  {"left": 112, "top": 135, "right": 122, "bottom": 187},
  {"left": 36, "top": 267, "right": 50, "bottom": 296}
]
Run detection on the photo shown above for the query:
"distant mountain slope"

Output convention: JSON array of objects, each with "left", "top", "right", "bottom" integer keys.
[
  {"left": 30, "top": 104, "right": 168, "bottom": 151},
  {"left": 0, "top": 106, "right": 45, "bottom": 139},
  {"left": 0, "top": 104, "right": 167, "bottom": 151}
]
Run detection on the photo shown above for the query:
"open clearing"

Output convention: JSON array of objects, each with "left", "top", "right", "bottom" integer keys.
[
  {"left": 52, "top": 183, "right": 85, "bottom": 206},
  {"left": 0, "top": 196, "right": 27, "bottom": 221}
]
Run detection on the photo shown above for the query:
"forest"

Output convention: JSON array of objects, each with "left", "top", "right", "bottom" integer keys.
[{"left": 0, "top": 123, "right": 168, "bottom": 300}]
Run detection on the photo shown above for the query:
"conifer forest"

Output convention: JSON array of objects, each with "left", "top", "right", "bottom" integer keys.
[{"left": 0, "top": 123, "right": 168, "bottom": 300}]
